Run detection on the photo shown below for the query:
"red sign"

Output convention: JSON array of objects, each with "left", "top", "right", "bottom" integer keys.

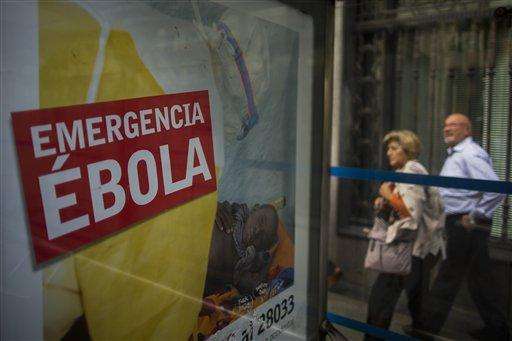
[{"left": 12, "top": 91, "right": 217, "bottom": 265}]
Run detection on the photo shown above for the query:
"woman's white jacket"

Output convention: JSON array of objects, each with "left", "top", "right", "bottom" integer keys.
[{"left": 387, "top": 160, "right": 446, "bottom": 259}]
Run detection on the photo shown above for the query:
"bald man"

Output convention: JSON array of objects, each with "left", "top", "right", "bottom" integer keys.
[{"left": 414, "top": 114, "right": 509, "bottom": 340}]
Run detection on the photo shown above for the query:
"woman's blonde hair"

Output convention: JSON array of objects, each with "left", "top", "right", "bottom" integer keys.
[{"left": 383, "top": 130, "right": 421, "bottom": 160}]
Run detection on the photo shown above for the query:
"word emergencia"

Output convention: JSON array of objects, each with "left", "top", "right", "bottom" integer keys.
[{"left": 12, "top": 91, "right": 217, "bottom": 265}]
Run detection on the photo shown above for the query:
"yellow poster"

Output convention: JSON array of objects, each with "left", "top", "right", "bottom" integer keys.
[{"left": 37, "top": 1, "right": 299, "bottom": 340}]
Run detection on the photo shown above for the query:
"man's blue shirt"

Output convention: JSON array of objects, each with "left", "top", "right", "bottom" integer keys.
[{"left": 439, "top": 137, "right": 505, "bottom": 219}]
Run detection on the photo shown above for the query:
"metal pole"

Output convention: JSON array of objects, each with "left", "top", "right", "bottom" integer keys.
[
  {"left": 503, "top": 23, "right": 511, "bottom": 242},
  {"left": 318, "top": 0, "right": 336, "bottom": 336},
  {"left": 427, "top": 29, "right": 437, "bottom": 169},
  {"left": 446, "top": 25, "right": 456, "bottom": 117},
  {"left": 484, "top": 21, "right": 496, "bottom": 154},
  {"left": 467, "top": 23, "right": 479, "bottom": 134},
  {"left": 395, "top": 29, "right": 404, "bottom": 126},
  {"left": 328, "top": 0, "right": 344, "bottom": 261},
  {"left": 412, "top": 30, "right": 420, "bottom": 130}
]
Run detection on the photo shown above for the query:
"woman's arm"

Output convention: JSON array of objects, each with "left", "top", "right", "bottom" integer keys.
[
  {"left": 379, "top": 182, "right": 411, "bottom": 218},
  {"left": 388, "top": 193, "right": 411, "bottom": 218}
]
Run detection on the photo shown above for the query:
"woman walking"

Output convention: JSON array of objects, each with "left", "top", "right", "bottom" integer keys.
[{"left": 364, "top": 130, "right": 445, "bottom": 340}]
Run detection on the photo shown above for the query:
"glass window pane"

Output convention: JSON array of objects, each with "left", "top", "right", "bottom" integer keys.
[
  {"left": 1, "top": 1, "right": 318, "bottom": 340},
  {"left": 329, "top": 1, "right": 511, "bottom": 340}
]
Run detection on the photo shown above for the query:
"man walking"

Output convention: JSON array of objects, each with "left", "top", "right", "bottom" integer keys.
[{"left": 415, "top": 113, "right": 509, "bottom": 340}]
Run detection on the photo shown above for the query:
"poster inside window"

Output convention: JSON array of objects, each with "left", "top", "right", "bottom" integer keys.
[{"left": 1, "top": 1, "right": 313, "bottom": 340}]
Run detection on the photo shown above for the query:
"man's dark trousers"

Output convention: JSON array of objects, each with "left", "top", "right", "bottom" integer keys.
[{"left": 420, "top": 214, "right": 509, "bottom": 337}]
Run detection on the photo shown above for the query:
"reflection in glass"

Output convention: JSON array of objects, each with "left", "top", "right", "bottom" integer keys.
[{"left": 330, "top": 1, "right": 511, "bottom": 340}]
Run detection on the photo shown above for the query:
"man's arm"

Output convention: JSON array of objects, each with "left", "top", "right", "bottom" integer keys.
[{"left": 465, "top": 155, "right": 505, "bottom": 219}]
